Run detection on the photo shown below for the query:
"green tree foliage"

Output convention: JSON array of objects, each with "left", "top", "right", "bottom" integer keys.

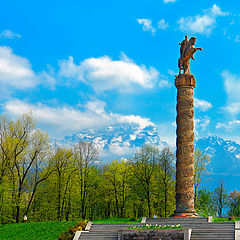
[
  {"left": 129, "top": 145, "right": 159, "bottom": 217},
  {"left": 157, "top": 148, "right": 175, "bottom": 218},
  {"left": 194, "top": 147, "right": 210, "bottom": 203},
  {"left": 213, "top": 181, "right": 228, "bottom": 217},
  {"left": 228, "top": 190, "right": 240, "bottom": 217},
  {"left": 1, "top": 113, "right": 229, "bottom": 222},
  {"left": 196, "top": 188, "right": 215, "bottom": 217}
]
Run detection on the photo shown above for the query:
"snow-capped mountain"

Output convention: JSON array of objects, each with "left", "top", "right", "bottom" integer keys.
[
  {"left": 58, "top": 125, "right": 240, "bottom": 190},
  {"left": 196, "top": 136, "right": 240, "bottom": 191},
  {"left": 59, "top": 124, "right": 168, "bottom": 159},
  {"left": 196, "top": 136, "right": 240, "bottom": 175}
]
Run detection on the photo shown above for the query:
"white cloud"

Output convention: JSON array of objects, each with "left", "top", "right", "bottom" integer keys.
[
  {"left": 59, "top": 53, "right": 159, "bottom": 92},
  {"left": 137, "top": 19, "right": 169, "bottom": 34},
  {"left": 0, "top": 46, "right": 37, "bottom": 89},
  {"left": 137, "top": 19, "right": 156, "bottom": 34},
  {"left": 159, "top": 79, "right": 172, "bottom": 88},
  {"left": 163, "top": 0, "right": 176, "bottom": 3},
  {"left": 195, "top": 98, "right": 212, "bottom": 111},
  {"left": 216, "top": 120, "right": 240, "bottom": 131},
  {"left": 222, "top": 70, "right": 240, "bottom": 115},
  {"left": 195, "top": 116, "right": 211, "bottom": 136},
  {"left": 168, "top": 69, "right": 178, "bottom": 76},
  {"left": 158, "top": 19, "right": 169, "bottom": 30},
  {"left": 177, "top": 4, "right": 228, "bottom": 35},
  {"left": 4, "top": 99, "right": 154, "bottom": 138},
  {"left": 0, "top": 30, "right": 21, "bottom": 39},
  {"left": 0, "top": 46, "right": 56, "bottom": 91},
  {"left": 223, "top": 102, "right": 240, "bottom": 115},
  {"left": 157, "top": 122, "right": 176, "bottom": 147},
  {"left": 222, "top": 70, "right": 240, "bottom": 101}
]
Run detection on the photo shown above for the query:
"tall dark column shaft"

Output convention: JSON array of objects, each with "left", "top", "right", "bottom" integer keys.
[{"left": 173, "top": 74, "right": 198, "bottom": 217}]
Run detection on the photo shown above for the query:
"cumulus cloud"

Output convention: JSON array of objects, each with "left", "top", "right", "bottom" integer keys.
[
  {"left": 137, "top": 19, "right": 169, "bottom": 34},
  {"left": 195, "top": 98, "right": 212, "bottom": 111},
  {"left": 4, "top": 99, "right": 154, "bottom": 137},
  {"left": 157, "top": 19, "right": 169, "bottom": 30},
  {"left": 0, "top": 46, "right": 56, "bottom": 92},
  {"left": 59, "top": 53, "right": 159, "bottom": 92},
  {"left": 137, "top": 19, "right": 156, "bottom": 34},
  {"left": 0, "top": 30, "right": 21, "bottom": 39},
  {"left": 0, "top": 46, "right": 37, "bottom": 89},
  {"left": 177, "top": 4, "right": 228, "bottom": 35},
  {"left": 222, "top": 70, "right": 240, "bottom": 115}
]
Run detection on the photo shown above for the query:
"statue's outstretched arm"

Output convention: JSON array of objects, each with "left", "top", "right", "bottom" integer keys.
[{"left": 196, "top": 48, "right": 203, "bottom": 51}]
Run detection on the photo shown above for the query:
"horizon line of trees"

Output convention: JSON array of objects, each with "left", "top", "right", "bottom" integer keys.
[{"left": 0, "top": 113, "right": 238, "bottom": 224}]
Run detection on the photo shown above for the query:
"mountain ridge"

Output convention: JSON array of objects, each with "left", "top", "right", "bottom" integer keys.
[{"left": 57, "top": 124, "right": 240, "bottom": 190}]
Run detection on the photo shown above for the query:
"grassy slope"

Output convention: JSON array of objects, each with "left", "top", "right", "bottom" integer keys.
[{"left": 0, "top": 221, "right": 76, "bottom": 240}]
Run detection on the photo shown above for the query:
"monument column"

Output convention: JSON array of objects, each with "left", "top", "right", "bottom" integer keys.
[
  {"left": 173, "top": 74, "right": 198, "bottom": 217},
  {"left": 171, "top": 35, "right": 202, "bottom": 217}
]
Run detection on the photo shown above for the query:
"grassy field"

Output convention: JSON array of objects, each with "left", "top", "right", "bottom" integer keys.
[{"left": 0, "top": 221, "right": 76, "bottom": 240}]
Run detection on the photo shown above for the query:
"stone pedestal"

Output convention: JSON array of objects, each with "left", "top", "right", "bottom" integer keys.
[{"left": 172, "top": 74, "right": 198, "bottom": 217}]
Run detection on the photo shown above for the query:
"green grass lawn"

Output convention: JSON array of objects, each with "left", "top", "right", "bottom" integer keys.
[
  {"left": 0, "top": 221, "right": 77, "bottom": 240},
  {"left": 93, "top": 218, "right": 141, "bottom": 223},
  {"left": 213, "top": 217, "right": 240, "bottom": 222},
  {"left": 2, "top": 217, "right": 238, "bottom": 240}
]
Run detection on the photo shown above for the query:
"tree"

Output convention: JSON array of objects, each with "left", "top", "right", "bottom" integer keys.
[
  {"left": 228, "top": 190, "right": 240, "bottom": 217},
  {"left": 130, "top": 144, "right": 159, "bottom": 217},
  {"left": 73, "top": 141, "right": 98, "bottom": 219},
  {"left": 194, "top": 148, "right": 210, "bottom": 202},
  {"left": 51, "top": 146, "right": 75, "bottom": 221},
  {"left": 213, "top": 181, "right": 228, "bottom": 217},
  {"left": 103, "top": 160, "right": 128, "bottom": 218},
  {"left": 23, "top": 134, "right": 53, "bottom": 219},
  {"left": 158, "top": 148, "right": 175, "bottom": 218},
  {"left": 196, "top": 188, "right": 215, "bottom": 217}
]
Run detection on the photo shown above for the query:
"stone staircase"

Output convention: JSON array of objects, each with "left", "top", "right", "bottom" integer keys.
[
  {"left": 146, "top": 218, "right": 236, "bottom": 240},
  {"left": 76, "top": 218, "right": 238, "bottom": 240},
  {"left": 79, "top": 223, "right": 143, "bottom": 240}
]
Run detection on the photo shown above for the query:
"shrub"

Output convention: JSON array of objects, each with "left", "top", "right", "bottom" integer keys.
[
  {"left": 58, "top": 221, "right": 88, "bottom": 240},
  {"left": 128, "top": 217, "right": 138, "bottom": 222}
]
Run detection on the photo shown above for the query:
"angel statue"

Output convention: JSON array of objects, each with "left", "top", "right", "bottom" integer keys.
[{"left": 178, "top": 35, "right": 203, "bottom": 75}]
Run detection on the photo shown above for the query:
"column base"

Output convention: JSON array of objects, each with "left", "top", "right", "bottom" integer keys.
[{"left": 170, "top": 211, "right": 199, "bottom": 218}]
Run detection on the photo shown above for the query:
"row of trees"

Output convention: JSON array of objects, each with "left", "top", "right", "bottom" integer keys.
[
  {"left": 0, "top": 114, "right": 176, "bottom": 223},
  {"left": 0, "top": 113, "right": 239, "bottom": 224}
]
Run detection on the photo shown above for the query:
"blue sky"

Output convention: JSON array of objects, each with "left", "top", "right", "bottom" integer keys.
[{"left": 0, "top": 0, "right": 240, "bottom": 146}]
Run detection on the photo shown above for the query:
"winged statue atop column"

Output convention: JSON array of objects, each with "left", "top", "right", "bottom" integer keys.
[{"left": 178, "top": 35, "right": 203, "bottom": 75}]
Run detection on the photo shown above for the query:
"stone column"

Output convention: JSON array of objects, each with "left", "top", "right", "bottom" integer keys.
[{"left": 173, "top": 74, "right": 198, "bottom": 217}]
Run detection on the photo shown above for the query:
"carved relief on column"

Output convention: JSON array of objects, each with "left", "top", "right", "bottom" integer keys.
[{"left": 173, "top": 74, "right": 198, "bottom": 217}]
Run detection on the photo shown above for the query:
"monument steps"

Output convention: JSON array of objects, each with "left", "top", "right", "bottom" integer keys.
[
  {"left": 146, "top": 218, "right": 236, "bottom": 240},
  {"left": 77, "top": 219, "right": 236, "bottom": 240},
  {"left": 80, "top": 231, "right": 118, "bottom": 240}
]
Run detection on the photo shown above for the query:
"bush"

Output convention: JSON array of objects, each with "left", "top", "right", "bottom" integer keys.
[
  {"left": 128, "top": 217, "right": 137, "bottom": 222},
  {"left": 0, "top": 215, "right": 15, "bottom": 224},
  {"left": 58, "top": 221, "right": 88, "bottom": 240}
]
